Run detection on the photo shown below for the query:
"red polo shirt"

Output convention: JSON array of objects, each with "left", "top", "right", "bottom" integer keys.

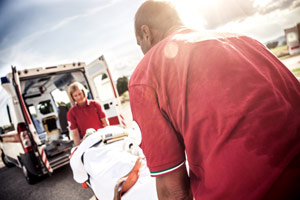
[
  {"left": 129, "top": 28, "right": 300, "bottom": 199},
  {"left": 67, "top": 99, "right": 106, "bottom": 138}
]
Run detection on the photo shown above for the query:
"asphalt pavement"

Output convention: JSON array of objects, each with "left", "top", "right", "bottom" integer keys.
[
  {"left": 281, "top": 54, "right": 300, "bottom": 71},
  {"left": 0, "top": 162, "right": 94, "bottom": 200}
]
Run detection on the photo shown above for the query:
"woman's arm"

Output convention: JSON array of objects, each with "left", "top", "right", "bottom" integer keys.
[
  {"left": 101, "top": 118, "right": 109, "bottom": 127},
  {"left": 71, "top": 129, "right": 81, "bottom": 146}
]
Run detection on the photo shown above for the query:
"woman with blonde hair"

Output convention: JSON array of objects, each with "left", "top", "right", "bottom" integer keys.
[{"left": 67, "top": 82, "right": 109, "bottom": 145}]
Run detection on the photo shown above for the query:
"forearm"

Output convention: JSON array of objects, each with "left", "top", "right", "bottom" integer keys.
[
  {"left": 72, "top": 129, "right": 81, "bottom": 146},
  {"left": 156, "top": 164, "right": 193, "bottom": 200},
  {"left": 101, "top": 118, "right": 109, "bottom": 127},
  {"left": 156, "top": 183, "right": 192, "bottom": 200}
]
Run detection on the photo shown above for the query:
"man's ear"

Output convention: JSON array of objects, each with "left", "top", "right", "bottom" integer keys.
[{"left": 141, "top": 25, "right": 153, "bottom": 44}]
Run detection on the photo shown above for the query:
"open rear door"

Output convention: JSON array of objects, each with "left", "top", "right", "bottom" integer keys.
[
  {"left": 85, "top": 55, "right": 126, "bottom": 127},
  {"left": 11, "top": 66, "right": 53, "bottom": 173},
  {"left": 11, "top": 66, "right": 41, "bottom": 145}
]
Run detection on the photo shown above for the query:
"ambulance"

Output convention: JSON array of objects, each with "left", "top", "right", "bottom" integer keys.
[{"left": 0, "top": 55, "right": 126, "bottom": 184}]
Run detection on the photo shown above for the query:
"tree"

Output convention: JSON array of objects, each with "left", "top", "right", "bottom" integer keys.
[
  {"left": 116, "top": 76, "right": 129, "bottom": 96},
  {"left": 266, "top": 41, "right": 278, "bottom": 49},
  {"left": 281, "top": 40, "right": 287, "bottom": 46}
]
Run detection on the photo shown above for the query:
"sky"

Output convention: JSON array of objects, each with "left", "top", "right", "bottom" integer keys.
[{"left": 0, "top": 0, "right": 299, "bottom": 81}]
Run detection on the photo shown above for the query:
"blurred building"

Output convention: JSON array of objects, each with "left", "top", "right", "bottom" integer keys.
[{"left": 284, "top": 23, "right": 300, "bottom": 55}]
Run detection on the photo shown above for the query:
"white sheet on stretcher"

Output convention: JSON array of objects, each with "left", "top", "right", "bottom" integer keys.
[{"left": 70, "top": 126, "right": 158, "bottom": 200}]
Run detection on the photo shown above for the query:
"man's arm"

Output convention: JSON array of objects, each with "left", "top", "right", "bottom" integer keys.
[
  {"left": 129, "top": 85, "right": 190, "bottom": 198},
  {"left": 71, "top": 129, "right": 81, "bottom": 146},
  {"left": 156, "top": 164, "right": 193, "bottom": 200}
]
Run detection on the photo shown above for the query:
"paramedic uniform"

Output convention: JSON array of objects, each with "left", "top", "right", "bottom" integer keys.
[
  {"left": 129, "top": 27, "right": 300, "bottom": 199},
  {"left": 67, "top": 99, "right": 106, "bottom": 138}
]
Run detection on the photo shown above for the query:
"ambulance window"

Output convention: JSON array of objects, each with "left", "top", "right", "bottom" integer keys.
[
  {"left": 51, "top": 88, "right": 70, "bottom": 107},
  {"left": 0, "top": 104, "right": 15, "bottom": 134},
  {"left": 38, "top": 100, "right": 54, "bottom": 115},
  {"left": 93, "top": 73, "right": 115, "bottom": 101},
  {"left": 28, "top": 105, "right": 37, "bottom": 117}
]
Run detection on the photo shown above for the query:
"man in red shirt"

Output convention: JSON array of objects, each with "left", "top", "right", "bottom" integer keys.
[
  {"left": 129, "top": 1, "right": 300, "bottom": 199},
  {"left": 67, "top": 82, "right": 108, "bottom": 145}
]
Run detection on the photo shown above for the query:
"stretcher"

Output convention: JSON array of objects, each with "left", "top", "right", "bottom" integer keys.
[{"left": 69, "top": 125, "right": 158, "bottom": 200}]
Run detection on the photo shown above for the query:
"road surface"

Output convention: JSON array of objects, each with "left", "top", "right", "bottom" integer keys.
[
  {"left": 281, "top": 54, "right": 300, "bottom": 71},
  {"left": 0, "top": 163, "right": 94, "bottom": 200}
]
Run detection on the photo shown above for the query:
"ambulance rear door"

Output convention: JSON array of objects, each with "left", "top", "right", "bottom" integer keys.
[{"left": 85, "top": 55, "right": 126, "bottom": 127}]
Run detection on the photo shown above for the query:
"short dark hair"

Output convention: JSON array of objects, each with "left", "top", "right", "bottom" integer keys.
[{"left": 134, "top": 0, "right": 184, "bottom": 38}]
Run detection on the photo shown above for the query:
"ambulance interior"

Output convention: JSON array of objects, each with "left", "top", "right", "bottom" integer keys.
[{"left": 20, "top": 71, "right": 89, "bottom": 154}]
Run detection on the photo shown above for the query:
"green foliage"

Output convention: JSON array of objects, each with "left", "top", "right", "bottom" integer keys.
[
  {"left": 116, "top": 76, "right": 129, "bottom": 96},
  {"left": 66, "top": 102, "right": 72, "bottom": 110},
  {"left": 57, "top": 101, "right": 71, "bottom": 110},
  {"left": 57, "top": 101, "right": 66, "bottom": 106},
  {"left": 270, "top": 45, "right": 289, "bottom": 58},
  {"left": 281, "top": 40, "right": 287, "bottom": 46},
  {"left": 266, "top": 41, "right": 278, "bottom": 49},
  {"left": 292, "top": 67, "right": 300, "bottom": 77}
]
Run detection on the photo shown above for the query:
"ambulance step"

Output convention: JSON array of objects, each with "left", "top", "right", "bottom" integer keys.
[
  {"left": 48, "top": 152, "right": 70, "bottom": 170},
  {"left": 45, "top": 141, "right": 73, "bottom": 157}
]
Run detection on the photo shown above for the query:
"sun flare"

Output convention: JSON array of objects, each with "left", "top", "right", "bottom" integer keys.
[{"left": 170, "top": 0, "right": 221, "bottom": 30}]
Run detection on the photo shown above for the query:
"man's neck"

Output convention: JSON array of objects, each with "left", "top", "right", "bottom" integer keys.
[
  {"left": 163, "top": 26, "right": 184, "bottom": 38},
  {"left": 151, "top": 26, "right": 183, "bottom": 47}
]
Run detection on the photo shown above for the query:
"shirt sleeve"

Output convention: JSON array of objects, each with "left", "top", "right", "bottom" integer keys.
[
  {"left": 94, "top": 101, "right": 106, "bottom": 119},
  {"left": 67, "top": 108, "right": 78, "bottom": 130},
  {"left": 129, "top": 85, "right": 185, "bottom": 177}
]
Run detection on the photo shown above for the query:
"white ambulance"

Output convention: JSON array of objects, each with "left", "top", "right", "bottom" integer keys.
[{"left": 0, "top": 55, "right": 126, "bottom": 184}]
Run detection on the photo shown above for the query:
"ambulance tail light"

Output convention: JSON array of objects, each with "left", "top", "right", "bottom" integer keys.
[{"left": 18, "top": 122, "right": 33, "bottom": 152}]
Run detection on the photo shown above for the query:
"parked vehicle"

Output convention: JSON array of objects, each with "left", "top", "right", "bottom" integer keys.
[
  {"left": 0, "top": 55, "right": 126, "bottom": 184},
  {"left": 284, "top": 23, "right": 300, "bottom": 55}
]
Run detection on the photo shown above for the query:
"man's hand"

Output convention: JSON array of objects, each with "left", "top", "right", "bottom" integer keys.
[{"left": 156, "top": 164, "right": 193, "bottom": 200}]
